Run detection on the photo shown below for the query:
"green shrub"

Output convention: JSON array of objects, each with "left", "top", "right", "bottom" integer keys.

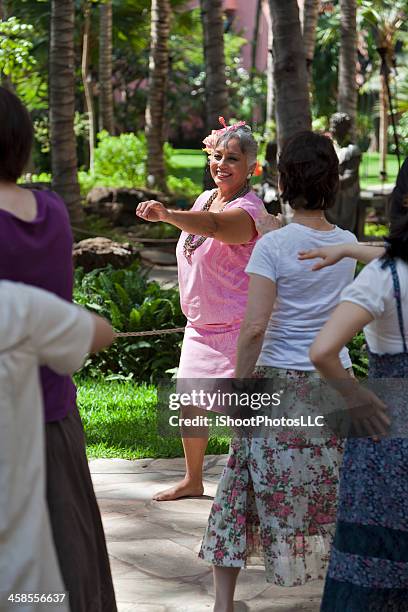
[
  {"left": 90, "top": 130, "right": 147, "bottom": 189},
  {"left": 348, "top": 332, "right": 369, "bottom": 377},
  {"left": 166, "top": 175, "right": 201, "bottom": 199},
  {"left": 74, "top": 262, "right": 185, "bottom": 381},
  {"left": 389, "top": 113, "right": 408, "bottom": 158},
  {"left": 364, "top": 223, "right": 388, "bottom": 238}
]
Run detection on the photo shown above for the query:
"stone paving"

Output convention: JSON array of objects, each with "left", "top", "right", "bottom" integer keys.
[{"left": 90, "top": 455, "right": 324, "bottom": 612}]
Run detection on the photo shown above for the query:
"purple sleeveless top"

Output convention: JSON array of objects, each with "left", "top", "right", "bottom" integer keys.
[{"left": 0, "top": 189, "right": 76, "bottom": 422}]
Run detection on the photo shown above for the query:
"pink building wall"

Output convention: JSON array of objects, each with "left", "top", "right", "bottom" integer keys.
[
  {"left": 188, "top": 2, "right": 309, "bottom": 73},
  {"left": 229, "top": 0, "right": 270, "bottom": 72},
  {"left": 189, "top": 0, "right": 271, "bottom": 72}
]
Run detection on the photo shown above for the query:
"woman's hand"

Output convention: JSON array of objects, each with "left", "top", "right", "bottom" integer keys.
[
  {"left": 256, "top": 213, "right": 282, "bottom": 236},
  {"left": 136, "top": 200, "right": 170, "bottom": 223},
  {"left": 344, "top": 385, "right": 390, "bottom": 438},
  {"left": 298, "top": 244, "right": 348, "bottom": 270}
]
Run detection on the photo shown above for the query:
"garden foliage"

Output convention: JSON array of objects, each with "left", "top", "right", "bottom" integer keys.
[
  {"left": 77, "top": 131, "right": 200, "bottom": 198},
  {"left": 74, "top": 262, "right": 186, "bottom": 381}
]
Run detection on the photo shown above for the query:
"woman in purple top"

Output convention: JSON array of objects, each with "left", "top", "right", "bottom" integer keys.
[{"left": 0, "top": 87, "right": 117, "bottom": 612}]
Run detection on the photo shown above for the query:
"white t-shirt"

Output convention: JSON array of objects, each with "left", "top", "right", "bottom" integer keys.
[
  {"left": 341, "top": 257, "right": 408, "bottom": 354},
  {"left": 245, "top": 222, "right": 357, "bottom": 370},
  {"left": 0, "top": 281, "right": 94, "bottom": 612}
]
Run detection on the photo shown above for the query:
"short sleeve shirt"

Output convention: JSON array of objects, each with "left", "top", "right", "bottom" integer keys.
[
  {"left": 245, "top": 222, "right": 358, "bottom": 370},
  {"left": 0, "top": 189, "right": 76, "bottom": 422},
  {"left": 176, "top": 190, "right": 266, "bottom": 327},
  {"left": 340, "top": 257, "right": 408, "bottom": 354}
]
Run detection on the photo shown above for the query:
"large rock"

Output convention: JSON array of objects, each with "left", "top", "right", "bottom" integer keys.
[
  {"left": 73, "top": 237, "right": 139, "bottom": 272},
  {"left": 85, "top": 187, "right": 174, "bottom": 227}
]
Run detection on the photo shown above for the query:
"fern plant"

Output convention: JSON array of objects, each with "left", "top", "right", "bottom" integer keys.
[{"left": 74, "top": 263, "right": 185, "bottom": 381}]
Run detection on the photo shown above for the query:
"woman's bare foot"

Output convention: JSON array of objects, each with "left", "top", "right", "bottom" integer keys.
[{"left": 152, "top": 477, "right": 204, "bottom": 501}]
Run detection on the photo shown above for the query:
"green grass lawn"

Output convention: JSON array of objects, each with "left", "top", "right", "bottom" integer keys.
[
  {"left": 360, "top": 152, "right": 399, "bottom": 189},
  {"left": 77, "top": 377, "right": 230, "bottom": 459},
  {"left": 170, "top": 149, "right": 206, "bottom": 188},
  {"left": 172, "top": 148, "right": 400, "bottom": 193}
]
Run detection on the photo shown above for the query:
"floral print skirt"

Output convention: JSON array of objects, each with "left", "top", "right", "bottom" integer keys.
[{"left": 199, "top": 367, "right": 345, "bottom": 586}]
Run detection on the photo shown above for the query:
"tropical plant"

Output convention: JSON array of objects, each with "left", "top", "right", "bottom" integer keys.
[
  {"left": 360, "top": 0, "right": 407, "bottom": 177},
  {"left": 0, "top": 17, "right": 35, "bottom": 84},
  {"left": 74, "top": 263, "right": 186, "bottom": 381},
  {"left": 90, "top": 130, "right": 147, "bottom": 186}
]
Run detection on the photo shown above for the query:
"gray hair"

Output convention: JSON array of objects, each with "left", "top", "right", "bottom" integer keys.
[{"left": 216, "top": 125, "right": 258, "bottom": 166}]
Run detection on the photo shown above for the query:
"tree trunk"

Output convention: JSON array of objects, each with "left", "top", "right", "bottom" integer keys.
[
  {"left": 268, "top": 0, "right": 311, "bottom": 148},
  {"left": 338, "top": 0, "right": 357, "bottom": 138},
  {"left": 300, "top": 0, "right": 319, "bottom": 83},
  {"left": 200, "top": 0, "right": 229, "bottom": 131},
  {"left": 0, "top": 1, "right": 4, "bottom": 20},
  {"left": 265, "top": 6, "right": 275, "bottom": 129},
  {"left": 50, "top": 0, "right": 82, "bottom": 223},
  {"left": 82, "top": 0, "right": 95, "bottom": 172},
  {"left": 99, "top": 0, "right": 115, "bottom": 134},
  {"left": 145, "top": 0, "right": 171, "bottom": 192},
  {"left": 251, "top": 0, "right": 262, "bottom": 77},
  {"left": 379, "top": 73, "right": 388, "bottom": 180}
]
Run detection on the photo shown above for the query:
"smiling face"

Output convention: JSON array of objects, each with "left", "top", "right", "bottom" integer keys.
[{"left": 209, "top": 137, "right": 252, "bottom": 196}]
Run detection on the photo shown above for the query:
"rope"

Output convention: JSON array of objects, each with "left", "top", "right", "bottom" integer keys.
[
  {"left": 116, "top": 327, "right": 185, "bottom": 338},
  {"left": 71, "top": 224, "right": 178, "bottom": 244}
]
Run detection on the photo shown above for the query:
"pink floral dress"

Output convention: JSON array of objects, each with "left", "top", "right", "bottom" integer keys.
[{"left": 199, "top": 367, "right": 345, "bottom": 586}]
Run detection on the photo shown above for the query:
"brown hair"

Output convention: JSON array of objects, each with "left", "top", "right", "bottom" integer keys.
[
  {"left": 0, "top": 87, "right": 34, "bottom": 182},
  {"left": 278, "top": 131, "right": 339, "bottom": 210}
]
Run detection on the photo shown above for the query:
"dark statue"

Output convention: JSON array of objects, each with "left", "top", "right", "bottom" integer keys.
[{"left": 326, "top": 112, "right": 361, "bottom": 233}]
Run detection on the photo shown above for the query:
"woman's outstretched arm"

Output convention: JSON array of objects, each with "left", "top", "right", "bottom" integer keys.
[
  {"left": 136, "top": 199, "right": 256, "bottom": 244},
  {"left": 298, "top": 243, "right": 385, "bottom": 270}
]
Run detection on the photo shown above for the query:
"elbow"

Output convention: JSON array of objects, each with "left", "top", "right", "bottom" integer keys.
[
  {"left": 242, "top": 322, "right": 267, "bottom": 342},
  {"left": 309, "top": 344, "right": 330, "bottom": 369}
]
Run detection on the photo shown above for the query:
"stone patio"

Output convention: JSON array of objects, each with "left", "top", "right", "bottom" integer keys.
[{"left": 90, "top": 455, "right": 324, "bottom": 612}]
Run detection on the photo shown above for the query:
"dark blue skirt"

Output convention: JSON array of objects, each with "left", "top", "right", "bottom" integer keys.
[{"left": 321, "top": 351, "right": 408, "bottom": 612}]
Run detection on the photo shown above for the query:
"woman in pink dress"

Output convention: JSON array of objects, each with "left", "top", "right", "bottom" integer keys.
[{"left": 136, "top": 119, "right": 268, "bottom": 501}]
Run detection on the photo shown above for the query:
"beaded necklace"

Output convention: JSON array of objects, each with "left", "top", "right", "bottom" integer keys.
[{"left": 183, "top": 184, "right": 250, "bottom": 262}]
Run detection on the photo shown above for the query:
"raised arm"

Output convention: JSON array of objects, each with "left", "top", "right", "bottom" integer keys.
[
  {"left": 298, "top": 242, "right": 385, "bottom": 271},
  {"left": 235, "top": 274, "right": 276, "bottom": 378},
  {"left": 310, "top": 301, "right": 390, "bottom": 436},
  {"left": 136, "top": 200, "right": 256, "bottom": 244}
]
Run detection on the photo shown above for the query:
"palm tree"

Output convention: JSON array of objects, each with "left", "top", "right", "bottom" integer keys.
[
  {"left": 361, "top": 0, "right": 406, "bottom": 178},
  {"left": 251, "top": 0, "right": 263, "bottom": 78},
  {"left": 200, "top": 0, "right": 229, "bottom": 131},
  {"left": 268, "top": 0, "right": 311, "bottom": 147},
  {"left": 49, "top": 0, "right": 82, "bottom": 223},
  {"left": 82, "top": 0, "right": 95, "bottom": 171},
  {"left": 99, "top": 0, "right": 115, "bottom": 134},
  {"left": 145, "top": 0, "right": 171, "bottom": 192},
  {"left": 265, "top": 5, "right": 274, "bottom": 130},
  {"left": 300, "top": 0, "right": 320, "bottom": 84},
  {"left": 338, "top": 0, "right": 357, "bottom": 138}
]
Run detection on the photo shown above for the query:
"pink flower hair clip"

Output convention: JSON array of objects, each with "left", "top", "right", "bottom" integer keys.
[{"left": 202, "top": 116, "right": 247, "bottom": 155}]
